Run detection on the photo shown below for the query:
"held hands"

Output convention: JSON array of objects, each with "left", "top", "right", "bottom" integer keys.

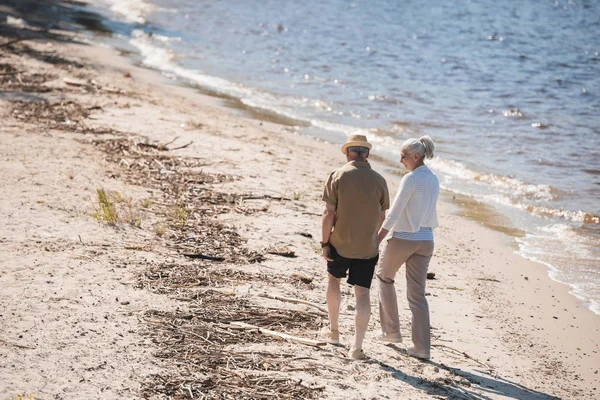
[
  {"left": 322, "top": 245, "right": 333, "bottom": 262},
  {"left": 377, "top": 228, "right": 390, "bottom": 246}
]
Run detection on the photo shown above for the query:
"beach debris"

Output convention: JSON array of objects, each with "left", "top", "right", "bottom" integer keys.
[
  {"left": 230, "top": 322, "right": 326, "bottom": 347},
  {"left": 136, "top": 136, "right": 193, "bottom": 151},
  {"left": 258, "top": 293, "right": 328, "bottom": 314},
  {"left": 28, "top": 112, "right": 322, "bottom": 397},
  {"left": 297, "top": 231, "right": 313, "bottom": 238},
  {"left": 140, "top": 290, "right": 323, "bottom": 398},
  {"left": 266, "top": 246, "right": 297, "bottom": 258},
  {"left": 63, "top": 77, "right": 88, "bottom": 87},
  {"left": 427, "top": 272, "right": 436, "bottom": 280},
  {"left": 432, "top": 344, "right": 495, "bottom": 372},
  {"left": 182, "top": 253, "right": 225, "bottom": 261},
  {"left": 0, "top": 64, "right": 55, "bottom": 93},
  {"left": 241, "top": 194, "right": 293, "bottom": 201},
  {"left": 291, "top": 272, "right": 314, "bottom": 284},
  {"left": 476, "top": 277, "right": 501, "bottom": 283},
  {"left": 0, "top": 339, "right": 35, "bottom": 350},
  {"left": 9, "top": 100, "right": 119, "bottom": 133}
]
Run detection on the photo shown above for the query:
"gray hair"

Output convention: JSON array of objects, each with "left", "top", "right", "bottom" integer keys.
[
  {"left": 400, "top": 135, "right": 435, "bottom": 160},
  {"left": 347, "top": 146, "right": 370, "bottom": 155}
]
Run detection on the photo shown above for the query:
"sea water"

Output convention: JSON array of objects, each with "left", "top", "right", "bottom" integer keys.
[{"left": 93, "top": 0, "right": 600, "bottom": 314}]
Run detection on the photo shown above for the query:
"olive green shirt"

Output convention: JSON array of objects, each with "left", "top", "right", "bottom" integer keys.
[{"left": 322, "top": 161, "right": 389, "bottom": 259}]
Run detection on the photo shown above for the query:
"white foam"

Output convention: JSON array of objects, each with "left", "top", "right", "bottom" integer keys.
[
  {"left": 151, "top": 33, "right": 181, "bottom": 43},
  {"left": 130, "top": 30, "right": 176, "bottom": 66},
  {"left": 129, "top": 30, "right": 373, "bottom": 134},
  {"left": 515, "top": 225, "right": 600, "bottom": 316},
  {"left": 6, "top": 15, "right": 27, "bottom": 28},
  {"left": 101, "top": 0, "right": 155, "bottom": 24},
  {"left": 129, "top": 29, "right": 592, "bottom": 227}
]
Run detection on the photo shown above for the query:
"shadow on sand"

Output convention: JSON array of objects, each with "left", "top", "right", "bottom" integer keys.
[
  {"left": 0, "top": 0, "right": 141, "bottom": 48},
  {"left": 365, "top": 345, "right": 561, "bottom": 400}
]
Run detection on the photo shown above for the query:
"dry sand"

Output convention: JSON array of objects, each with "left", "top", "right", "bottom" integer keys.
[{"left": 1, "top": 6, "right": 599, "bottom": 400}]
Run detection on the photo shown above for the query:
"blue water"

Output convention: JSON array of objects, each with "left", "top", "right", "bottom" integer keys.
[{"left": 96, "top": 0, "right": 600, "bottom": 313}]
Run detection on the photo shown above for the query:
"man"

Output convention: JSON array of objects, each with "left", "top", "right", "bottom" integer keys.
[{"left": 320, "top": 134, "right": 389, "bottom": 359}]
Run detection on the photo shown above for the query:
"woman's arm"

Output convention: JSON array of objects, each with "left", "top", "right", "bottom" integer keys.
[{"left": 381, "top": 175, "right": 415, "bottom": 232}]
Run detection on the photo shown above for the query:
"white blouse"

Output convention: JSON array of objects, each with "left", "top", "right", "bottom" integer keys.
[{"left": 382, "top": 165, "right": 439, "bottom": 233}]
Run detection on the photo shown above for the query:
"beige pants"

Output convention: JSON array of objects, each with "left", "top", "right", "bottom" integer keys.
[{"left": 377, "top": 238, "right": 434, "bottom": 353}]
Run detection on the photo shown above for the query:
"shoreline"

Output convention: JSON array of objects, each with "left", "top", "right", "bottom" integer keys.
[
  {"left": 1, "top": 3, "right": 599, "bottom": 399},
  {"left": 84, "top": 0, "right": 600, "bottom": 318},
  {"left": 118, "top": 30, "right": 600, "bottom": 320}
]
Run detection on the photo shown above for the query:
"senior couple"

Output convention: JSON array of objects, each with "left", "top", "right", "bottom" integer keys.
[{"left": 320, "top": 134, "right": 439, "bottom": 360}]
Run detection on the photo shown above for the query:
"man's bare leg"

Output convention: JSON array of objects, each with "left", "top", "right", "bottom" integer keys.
[
  {"left": 326, "top": 274, "right": 342, "bottom": 331},
  {"left": 353, "top": 285, "right": 371, "bottom": 350}
]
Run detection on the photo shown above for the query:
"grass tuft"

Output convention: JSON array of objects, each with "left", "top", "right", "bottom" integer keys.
[
  {"left": 170, "top": 203, "right": 187, "bottom": 229},
  {"left": 92, "top": 188, "right": 118, "bottom": 225},
  {"left": 153, "top": 223, "right": 167, "bottom": 237}
]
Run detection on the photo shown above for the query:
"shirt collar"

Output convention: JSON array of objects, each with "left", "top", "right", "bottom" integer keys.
[{"left": 347, "top": 160, "right": 372, "bottom": 169}]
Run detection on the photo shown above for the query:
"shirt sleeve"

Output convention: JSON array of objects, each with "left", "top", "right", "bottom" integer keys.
[
  {"left": 322, "top": 172, "right": 338, "bottom": 207},
  {"left": 382, "top": 174, "right": 415, "bottom": 231},
  {"left": 381, "top": 178, "right": 390, "bottom": 211}
]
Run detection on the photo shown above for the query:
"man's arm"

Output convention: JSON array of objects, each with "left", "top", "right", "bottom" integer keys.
[{"left": 321, "top": 202, "right": 336, "bottom": 261}]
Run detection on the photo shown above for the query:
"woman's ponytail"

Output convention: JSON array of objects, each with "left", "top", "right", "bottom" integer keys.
[{"left": 419, "top": 135, "right": 435, "bottom": 159}]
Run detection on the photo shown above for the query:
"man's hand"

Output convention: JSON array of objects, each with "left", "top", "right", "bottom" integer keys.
[
  {"left": 322, "top": 245, "right": 333, "bottom": 261},
  {"left": 321, "top": 202, "right": 336, "bottom": 262}
]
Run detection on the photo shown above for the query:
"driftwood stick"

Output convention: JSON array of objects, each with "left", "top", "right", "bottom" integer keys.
[
  {"left": 229, "top": 322, "right": 326, "bottom": 347},
  {"left": 162, "top": 136, "right": 179, "bottom": 147},
  {"left": 182, "top": 253, "right": 225, "bottom": 261},
  {"left": 169, "top": 141, "right": 194, "bottom": 151},
  {"left": 241, "top": 195, "right": 292, "bottom": 201},
  {"left": 258, "top": 293, "right": 328, "bottom": 314},
  {"left": 264, "top": 306, "right": 327, "bottom": 318},
  {"left": 432, "top": 344, "right": 495, "bottom": 370}
]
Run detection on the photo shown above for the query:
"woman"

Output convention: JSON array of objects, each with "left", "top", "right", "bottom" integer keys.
[{"left": 375, "top": 135, "right": 439, "bottom": 360}]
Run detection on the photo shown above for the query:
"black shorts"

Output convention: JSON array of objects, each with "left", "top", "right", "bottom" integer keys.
[{"left": 327, "top": 245, "right": 379, "bottom": 289}]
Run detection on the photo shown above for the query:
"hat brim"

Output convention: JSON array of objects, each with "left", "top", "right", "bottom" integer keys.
[{"left": 341, "top": 141, "right": 372, "bottom": 154}]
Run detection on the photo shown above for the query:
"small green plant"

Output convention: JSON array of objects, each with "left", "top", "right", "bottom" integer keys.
[
  {"left": 15, "top": 393, "right": 36, "bottom": 400},
  {"left": 292, "top": 191, "right": 302, "bottom": 201},
  {"left": 154, "top": 223, "right": 167, "bottom": 237},
  {"left": 170, "top": 203, "right": 187, "bottom": 229},
  {"left": 110, "top": 191, "right": 124, "bottom": 203},
  {"left": 141, "top": 198, "right": 152, "bottom": 208},
  {"left": 123, "top": 211, "right": 142, "bottom": 228},
  {"left": 121, "top": 198, "right": 143, "bottom": 228},
  {"left": 92, "top": 188, "right": 118, "bottom": 225}
]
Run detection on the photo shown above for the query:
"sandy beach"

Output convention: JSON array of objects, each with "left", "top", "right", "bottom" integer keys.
[{"left": 1, "top": 2, "right": 599, "bottom": 399}]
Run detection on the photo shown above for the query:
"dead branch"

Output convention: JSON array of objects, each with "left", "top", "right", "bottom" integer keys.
[
  {"left": 182, "top": 253, "right": 225, "bottom": 261},
  {"left": 258, "top": 293, "right": 328, "bottom": 314},
  {"left": 229, "top": 322, "right": 326, "bottom": 347}
]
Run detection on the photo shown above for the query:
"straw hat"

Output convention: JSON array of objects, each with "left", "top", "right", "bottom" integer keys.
[{"left": 340, "top": 134, "right": 372, "bottom": 154}]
